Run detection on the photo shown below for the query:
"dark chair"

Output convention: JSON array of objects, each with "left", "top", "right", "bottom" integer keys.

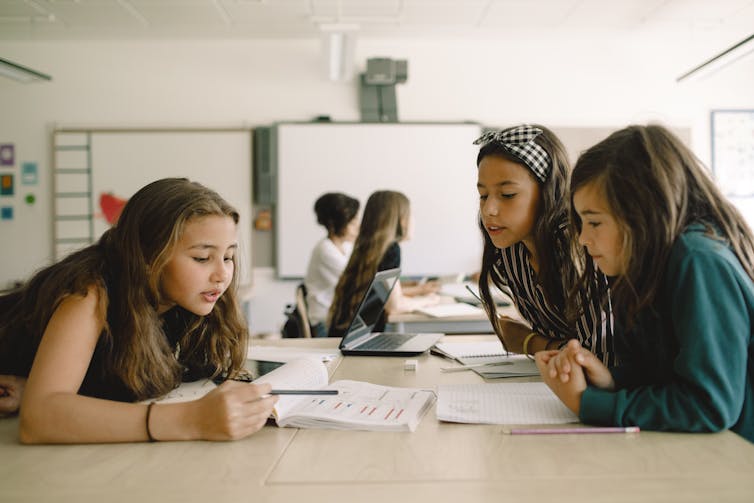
[{"left": 282, "top": 283, "right": 312, "bottom": 338}]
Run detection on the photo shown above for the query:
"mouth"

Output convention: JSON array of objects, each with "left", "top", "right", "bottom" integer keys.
[
  {"left": 201, "top": 289, "right": 222, "bottom": 303},
  {"left": 486, "top": 225, "right": 505, "bottom": 234}
]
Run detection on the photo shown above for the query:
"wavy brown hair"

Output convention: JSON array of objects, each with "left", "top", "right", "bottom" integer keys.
[
  {"left": 476, "top": 125, "right": 576, "bottom": 337},
  {"left": 569, "top": 124, "right": 754, "bottom": 326},
  {"left": 328, "top": 190, "right": 409, "bottom": 334},
  {"left": 0, "top": 178, "right": 249, "bottom": 401}
]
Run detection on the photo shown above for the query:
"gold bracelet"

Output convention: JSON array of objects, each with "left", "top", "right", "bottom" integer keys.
[{"left": 522, "top": 332, "right": 537, "bottom": 360}]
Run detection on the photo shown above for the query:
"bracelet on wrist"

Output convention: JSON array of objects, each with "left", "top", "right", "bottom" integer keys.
[
  {"left": 522, "top": 332, "right": 537, "bottom": 360},
  {"left": 146, "top": 401, "right": 157, "bottom": 442}
]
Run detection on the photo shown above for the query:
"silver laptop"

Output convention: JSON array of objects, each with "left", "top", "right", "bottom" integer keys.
[{"left": 339, "top": 268, "right": 444, "bottom": 356}]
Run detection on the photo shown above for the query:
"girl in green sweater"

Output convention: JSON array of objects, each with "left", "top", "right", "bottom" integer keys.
[{"left": 537, "top": 124, "right": 754, "bottom": 442}]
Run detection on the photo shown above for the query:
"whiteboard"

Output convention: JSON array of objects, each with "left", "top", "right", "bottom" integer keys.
[
  {"left": 711, "top": 110, "right": 754, "bottom": 197},
  {"left": 275, "top": 123, "right": 483, "bottom": 278},
  {"left": 87, "top": 130, "right": 252, "bottom": 284}
]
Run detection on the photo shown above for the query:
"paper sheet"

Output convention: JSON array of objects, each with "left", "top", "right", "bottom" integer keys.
[
  {"left": 437, "top": 382, "right": 578, "bottom": 424},
  {"left": 247, "top": 345, "right": 339, "bottom": 363},
  {"left": 255, "top": 357, "right": 330, "bottom": 418}
]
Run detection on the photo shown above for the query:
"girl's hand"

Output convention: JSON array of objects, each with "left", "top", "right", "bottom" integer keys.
[
  {"left": 548, "top": 340, "right": 615, "bottom": 390},
  {"left": 0, "top": 375, "right": 26, "bottom": 416},
  {"left": 535, "top": 349, "right": 586, "bottom": 414},
  {"left": 193, "top": 381, "right": 277, "bottom": 441}
]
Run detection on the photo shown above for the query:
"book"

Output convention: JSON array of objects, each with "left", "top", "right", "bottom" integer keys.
[
  {"left": 154, "top": 358, "right": 434, "bottom": 432},
  {"left": 437, "top": 382, "right": 578, "bottom": 424}
]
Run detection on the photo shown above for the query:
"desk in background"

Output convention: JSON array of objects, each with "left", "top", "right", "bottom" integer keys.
[
  {"left": 387, "top": 297, "right": 520, "bottom": 334},
  {"left": 1, "top": 336, "right": 753, "bottom": 503}
]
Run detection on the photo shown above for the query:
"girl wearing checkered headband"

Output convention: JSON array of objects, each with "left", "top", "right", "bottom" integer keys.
[{"left": 474, "top": 124, "right": 615, "bottom": 365}]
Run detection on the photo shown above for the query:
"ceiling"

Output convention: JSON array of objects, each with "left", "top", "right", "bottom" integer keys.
[{"left": 0, "top": 0, "right": 753, "bottom": 43}]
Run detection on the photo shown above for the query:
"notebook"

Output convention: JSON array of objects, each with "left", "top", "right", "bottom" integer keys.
[
  {"left": 437, "top": 382, "right": 578, "bottom": 424},
  {"left": 432, "top": 341, "right": 539, "bottom": 378},
  {"left": 339, "top": 267, "right": 444, "bottom": 356},
  {"left": 153, "top": 358, "right": 434, "bottom": 432}
]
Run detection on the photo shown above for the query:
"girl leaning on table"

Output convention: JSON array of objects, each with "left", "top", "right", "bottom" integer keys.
[
  {"left": 538, "top": 124, "right": 754, "bottom": 442},
  {"left": 474, "top": 124, "right": 615, "bottom": 365},
  {"left": 0, "top": 177, "right": 277, "bottom": 443}
]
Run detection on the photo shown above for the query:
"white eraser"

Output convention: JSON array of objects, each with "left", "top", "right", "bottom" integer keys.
[{"left": 404, "top": 359, "right": 418, "bottom": 371}]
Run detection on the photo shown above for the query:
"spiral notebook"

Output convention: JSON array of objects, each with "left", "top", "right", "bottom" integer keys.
[
  {"left": 432, "top": 341, "right": 539, "bottom": 378},
  {"left": 432, "top": 341, "right": 508, "bottom": 359}
]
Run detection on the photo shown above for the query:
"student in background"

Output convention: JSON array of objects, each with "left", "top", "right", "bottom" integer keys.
[
  {"left": 304, "top": 192, "right": 360, "bottom": 337},
  {"left": 328, "top": 190, "right": 439, "bottom": 338},
  {"left": 475, "top": 124, "right": 614, "bottom": 364},
  {"left": 0, "top": 178, "right": 276, "bottom": 443},
  {"left": 538, "top": 125, "right": 754, "bottom": 442}
]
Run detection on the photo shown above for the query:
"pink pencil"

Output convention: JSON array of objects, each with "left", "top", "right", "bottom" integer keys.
[{"left": 505, "top": 426, "right": 640, "bottom": 435}]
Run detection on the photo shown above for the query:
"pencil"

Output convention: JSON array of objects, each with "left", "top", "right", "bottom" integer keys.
[
  {"left": 269, "top": 389, "right": 338, "bottom": 395},
  {"left": 504, "top": 426, "right": 640, "bottom": 435}
]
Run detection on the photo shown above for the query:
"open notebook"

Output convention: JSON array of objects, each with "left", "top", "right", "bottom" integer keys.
[{"left": 154, "top": 358, "right": 434, "bottom": 432}]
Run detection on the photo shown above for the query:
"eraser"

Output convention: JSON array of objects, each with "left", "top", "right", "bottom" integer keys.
[{"left": 404, "top": 359, "right": 418, "bottom": 371}]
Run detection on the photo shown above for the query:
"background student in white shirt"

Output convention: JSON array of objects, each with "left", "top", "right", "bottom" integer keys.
[{"left": 304, "top": 192, "right": 360, "bottom": 337}]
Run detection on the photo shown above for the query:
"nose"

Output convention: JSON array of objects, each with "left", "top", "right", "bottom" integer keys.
[
  {"left": 578, "top": 226, "right": 589, "bottom": 247},
  {"left": 481, "top": 197, "right": 499, "bottom": 217},
  {"left": 210, "top": 260, "right": 230, "bottom": 284}
]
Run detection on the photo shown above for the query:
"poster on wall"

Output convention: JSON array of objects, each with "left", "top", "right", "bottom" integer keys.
[
  {"left": 0, "top": 144, "right": 13, "bottom": 166},
  {"left": 711, "top": 110, "right": 754, "bottom": 198}
]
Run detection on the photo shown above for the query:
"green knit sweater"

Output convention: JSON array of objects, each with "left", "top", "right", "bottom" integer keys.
[{"left": 580, "top": 226, "right": 754, "bottom": 443}]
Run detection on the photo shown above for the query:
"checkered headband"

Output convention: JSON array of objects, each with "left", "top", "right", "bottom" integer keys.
[{"left": 473, "top": 125, "right": 551, "bottom": 182}]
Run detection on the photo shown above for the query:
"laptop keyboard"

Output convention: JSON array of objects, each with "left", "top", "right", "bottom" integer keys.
[{"left": 357, "top": 333, "right": 416, "bottom": 350}]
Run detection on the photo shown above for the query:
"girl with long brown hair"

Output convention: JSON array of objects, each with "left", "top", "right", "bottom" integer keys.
[
  {"left": 328, "top": 190, "right": 438, "bottom": 338},
  {"left": 475, "top": 124, "right": 614, "bottom": 364},
  {"left": 0, "top": 178, "right": 276, "bottom": 443},
  {"left": 539, "top": 124, "right": 754, "bottom": 442}
]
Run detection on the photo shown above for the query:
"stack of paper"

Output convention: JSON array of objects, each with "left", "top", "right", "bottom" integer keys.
[{"left": 437, "top": 382, "right": 578, "bottom": 424}]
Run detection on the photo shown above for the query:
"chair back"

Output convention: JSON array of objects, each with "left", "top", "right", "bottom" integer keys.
[{"left": 294, "top": 283, "right": 312, "bottom": 338}]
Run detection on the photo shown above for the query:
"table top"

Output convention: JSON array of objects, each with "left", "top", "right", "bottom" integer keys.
[{"left": 2, "top": 336, "right": 753, "bottom": 503}]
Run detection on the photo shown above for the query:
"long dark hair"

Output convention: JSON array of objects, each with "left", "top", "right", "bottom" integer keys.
[
  {"left": 476, "top": 125, "right": 575, "bottom": 338},
  {"left": 0, "top": 178, "right": 249, "bottom": 400},
  {"left": 329, "top": 190, "right": 409, "bottom": 333},
  {"left": 569, "top": 124, "right": 754, "bottom": 325}
]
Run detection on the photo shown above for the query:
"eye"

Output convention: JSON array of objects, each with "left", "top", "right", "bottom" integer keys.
[
  {"left": 224, "top": 255, "right": 234, "bottom": 262},
  {"left": 501, "top": 193, "right": 516, "bottom": 199},
  {"left": 588, "top": 222, "right": 601, "bottom": 228},
  {"left": 479, "top": 194, "right": 488, "bottom": 201},
  {"left": 193, "top": 257, "right": 209, "bottom": 263}
]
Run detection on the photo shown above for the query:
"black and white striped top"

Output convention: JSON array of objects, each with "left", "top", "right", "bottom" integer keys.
[{"left": 493, "top": 242, "right": 615, "bottom": 366}]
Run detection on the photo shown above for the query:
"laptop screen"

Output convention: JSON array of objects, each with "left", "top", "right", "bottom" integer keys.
[{"left": 341, "top": 267, "right": 401, "bottom": 345}]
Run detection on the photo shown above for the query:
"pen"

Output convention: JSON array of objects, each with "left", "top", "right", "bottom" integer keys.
[
  {"left": 269, "top": 389, "right": 338, "bottom": 395},
  {"left": 504, "top": 426, "right": 640, "bottom": 435},
  {"left": 440, "top": 362, "right": 513, "bottom": 372},
  {"left": 465, "top": 284, "right": 484, "bottom": 304}
]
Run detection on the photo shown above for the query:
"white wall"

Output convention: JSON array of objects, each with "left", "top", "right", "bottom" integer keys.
[{"left": 1, "top": 34, "right": 753, "bottom": 333}]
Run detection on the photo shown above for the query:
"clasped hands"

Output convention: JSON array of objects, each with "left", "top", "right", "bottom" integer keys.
[{"left": 535, "top": 339, "right": 615, "bottom": 415}]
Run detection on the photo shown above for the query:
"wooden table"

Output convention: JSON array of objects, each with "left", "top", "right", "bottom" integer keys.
[{"left": 1, "top": 336, "right": 753, "bottom": 503}]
